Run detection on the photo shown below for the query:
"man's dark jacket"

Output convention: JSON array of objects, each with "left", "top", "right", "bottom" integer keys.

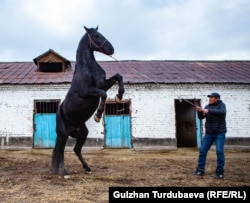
[{"left": 198, "top": 100, "right": 227, "bottom": 134}]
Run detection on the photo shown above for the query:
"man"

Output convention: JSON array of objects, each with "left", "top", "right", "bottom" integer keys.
[{"left": 194, "top": 92, "right": 227, "bottom": 179}]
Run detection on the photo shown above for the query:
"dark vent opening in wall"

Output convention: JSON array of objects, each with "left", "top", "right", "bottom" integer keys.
[
  {"left": 105, "top": 101, "right": 130, "bottom": 115},
  {"left": 39, "top": 62, "right": 63, "bottom": 72},
  {"left": 35, "top": 100, "right": 60, "bottom": 113}
]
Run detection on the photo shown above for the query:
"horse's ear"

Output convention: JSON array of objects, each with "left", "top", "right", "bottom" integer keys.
[
  {"left": 83, "top": 26, "right": 90, "bottom": 33},
  {"left": 95, "top": 26, "right": 98, "bottom": 31}
]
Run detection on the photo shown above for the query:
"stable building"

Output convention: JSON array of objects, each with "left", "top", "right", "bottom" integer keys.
[{"left": 0, "top": 49, "right": 250, "bottom": 149}]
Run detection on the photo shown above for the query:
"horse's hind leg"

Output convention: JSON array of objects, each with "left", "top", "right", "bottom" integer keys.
[
  {"left": 51, "top": 112, "right": 69, "bottom": 176},
  {"left": 73, "top": 124, "right": 91, "bottom": 172},
  {"left": 52, "top": 133, "right": 68, "bottom": 175}
]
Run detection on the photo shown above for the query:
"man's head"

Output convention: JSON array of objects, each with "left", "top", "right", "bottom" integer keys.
[{"left": 207, "top": 92, "right": 220, "bottom": 104}]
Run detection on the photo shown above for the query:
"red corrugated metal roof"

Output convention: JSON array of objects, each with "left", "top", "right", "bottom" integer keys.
[{"left": 0, "top": 60, "right": 250, "bottom": 84}]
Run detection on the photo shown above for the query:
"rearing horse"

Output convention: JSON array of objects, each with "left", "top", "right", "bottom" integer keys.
[{"left": 52, "top": 26, "right": 124, "bottom": 175}]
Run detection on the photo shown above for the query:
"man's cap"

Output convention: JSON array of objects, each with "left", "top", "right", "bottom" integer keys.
[{"left": 207, "top": 92, "right": 220, "bottom": 98}]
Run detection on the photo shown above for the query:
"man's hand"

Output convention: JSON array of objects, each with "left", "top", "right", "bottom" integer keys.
[
  {"left": 196, "top": 106, "right": 209, "bottom": 114},
  {"left": 196, "top": 106, "right": 202, "bottom": 112},
  {"left": 202, "top": 109, "right": 209, "bottom": 114}
]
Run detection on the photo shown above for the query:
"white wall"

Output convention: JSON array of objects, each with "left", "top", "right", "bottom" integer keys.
[
  {"left": 108, "top": 83, "right": 250, "bottom": 139},
  {"left": 0, "top": 84, "right": 68, "bottom": 145},
  {"left": 0, "top": 83, "right": 249, "bottom": 147}
]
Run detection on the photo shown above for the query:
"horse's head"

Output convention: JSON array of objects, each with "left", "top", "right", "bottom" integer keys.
[{"left": 84, "top": 26, "right": 114, "bottom": 56}]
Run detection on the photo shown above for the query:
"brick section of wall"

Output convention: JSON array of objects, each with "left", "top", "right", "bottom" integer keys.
[{"left": 0, "top": 83, "right": 249, "bottom": 148}]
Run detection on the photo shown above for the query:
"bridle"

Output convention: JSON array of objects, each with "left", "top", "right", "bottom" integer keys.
[{"left": 88, "top": 33, "right": 107, "bottom": 51}]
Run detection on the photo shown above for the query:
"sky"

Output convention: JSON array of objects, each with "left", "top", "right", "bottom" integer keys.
[{"left": 0, "top": 0, "right": 250, "bottom": 62}]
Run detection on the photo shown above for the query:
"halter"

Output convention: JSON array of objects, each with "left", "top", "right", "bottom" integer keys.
[{"left": 88, "top": 33, "right": 107, "bottom": 51}]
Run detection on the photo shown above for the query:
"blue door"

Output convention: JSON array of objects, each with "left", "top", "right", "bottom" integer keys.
[
  {"left": 34, "top": 113, "right": 57, "bottom": 148},
  {"left": 195, "top": 112, "right": 202, "bottom": 149},
  {"left": 104, "top": 115, "right": 131, "bottom": 148}
]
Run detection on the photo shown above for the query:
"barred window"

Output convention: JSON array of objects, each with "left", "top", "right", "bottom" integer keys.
[
  {"left": 105, "top": 100, "right": 131, "bottom": 115},
  {"left": 34, "top": 100, "right": 60, "bottom": 113}
]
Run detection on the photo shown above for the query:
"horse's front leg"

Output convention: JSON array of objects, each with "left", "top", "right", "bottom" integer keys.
[
  {"left": 81, "top": 87, "right": 107, "bottom": 122},
  {"left": 105, "top": 73, "right": 125, "bottom": 103},
  {"left": 94, "top": 74, "right": 124, "bottom": 122},
  {"left": 93, "top": 74, "right": 124, "bottom": 122},
  {"left": 94, "top": 95, "right": 106, "bottom": 122}
]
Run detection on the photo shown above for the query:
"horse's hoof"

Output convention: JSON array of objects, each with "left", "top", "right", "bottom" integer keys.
[
  {"left": 115, "top": 95, "right": 122, "bottom": 103},
  {"left": 85, "top": 168, "right": 91, "bottom": 174},
  {"left": 64, "top": 175, "right": 71, "bottom": 179},
  {"left": 94, "top": 114, "right": 100, "bottom": 122}
]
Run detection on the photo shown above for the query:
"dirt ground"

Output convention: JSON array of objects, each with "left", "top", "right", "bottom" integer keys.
[{"left": 0, "top": 147, "right": 249, "bottom": 203}]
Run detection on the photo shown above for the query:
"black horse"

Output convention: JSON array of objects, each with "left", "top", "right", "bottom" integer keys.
[{"left": 52, "top": 26, "right": 124, "bottom": 175}]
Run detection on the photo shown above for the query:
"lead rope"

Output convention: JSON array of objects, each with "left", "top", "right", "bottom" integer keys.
[{"left": 108, "top": 55, "right": 198, "bottom": 107}]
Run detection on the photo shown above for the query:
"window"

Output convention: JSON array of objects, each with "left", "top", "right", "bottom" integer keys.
[
  {"left": 34, "top": 100, "right": 60, "bottom": 113},
  {"left": 33, "top": 49, "right": 71, "bottom": 72},
  {"left": 39, "top": 62, "right": 63, "bottom": 72},
  {"left": 105, "top": 100, "right": 131, "bottom": 115}
]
